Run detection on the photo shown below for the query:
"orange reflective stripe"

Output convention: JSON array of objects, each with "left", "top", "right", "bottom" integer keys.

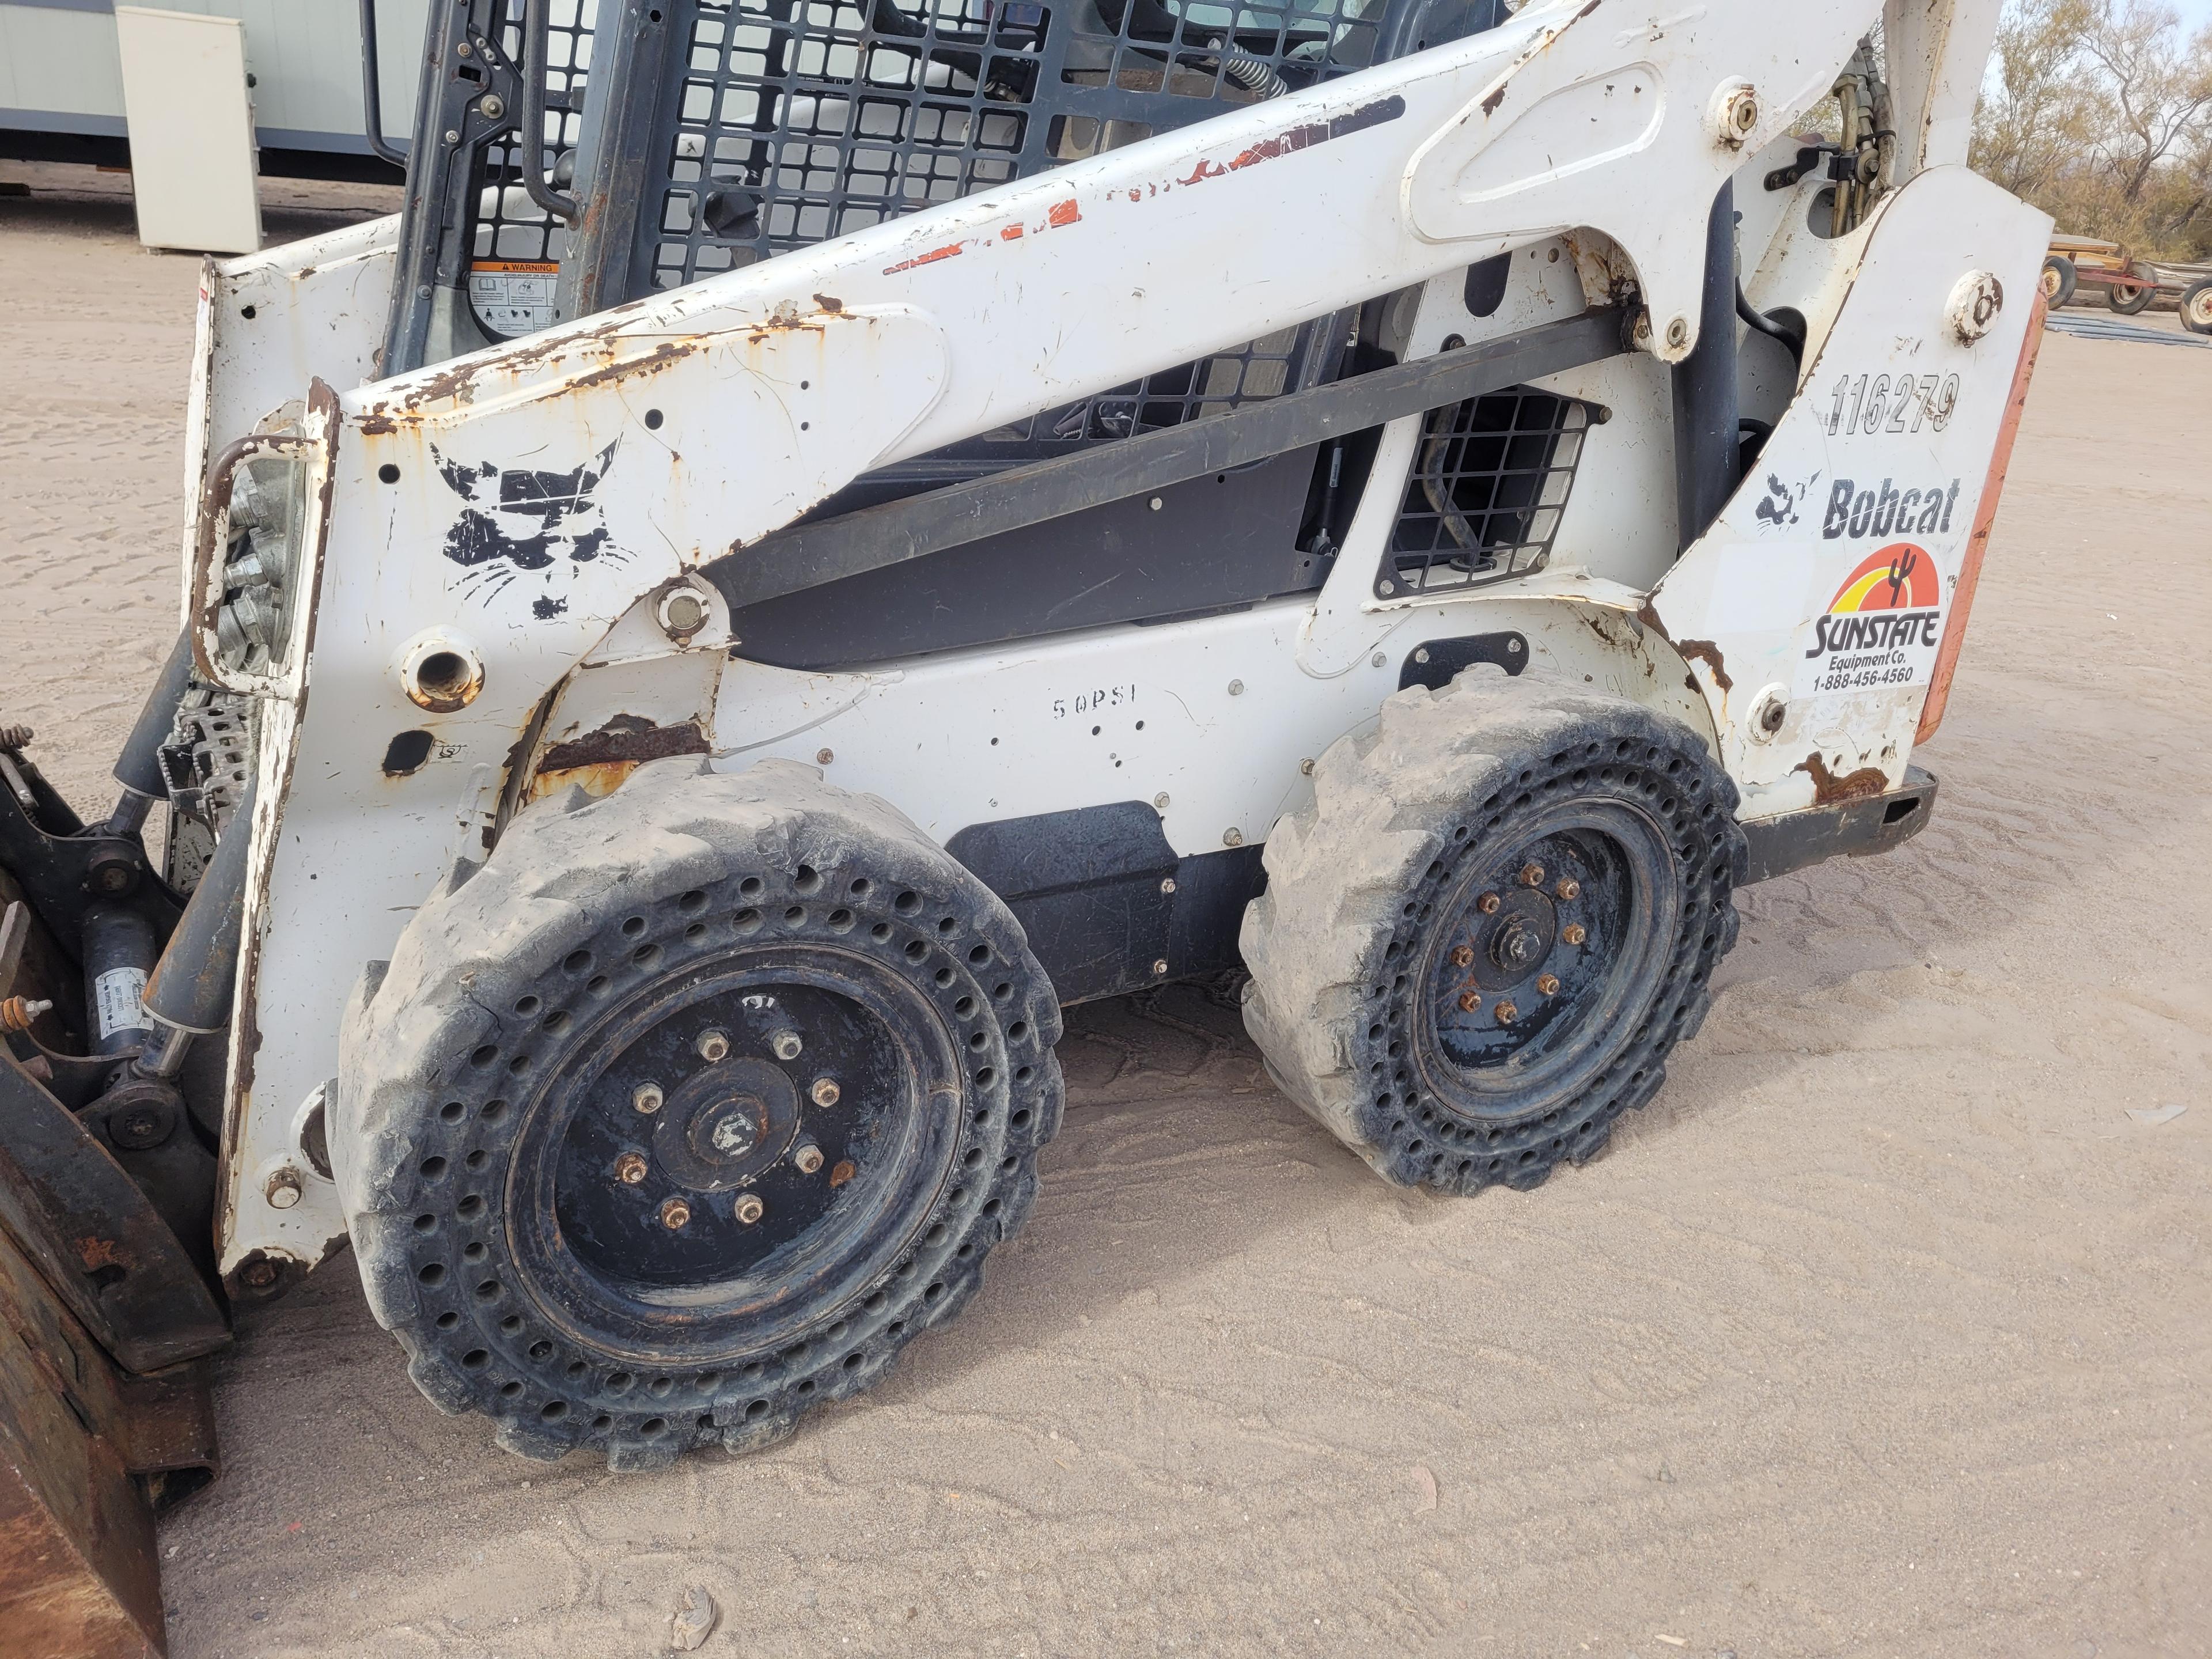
[{"left": 1916, "top": 291, "right": 2047, "bottom": 745}]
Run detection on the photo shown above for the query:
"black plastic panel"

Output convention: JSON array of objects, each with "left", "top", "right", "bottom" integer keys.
[
  {"left": 1396, "top": 630, "right": 1527, "bottom": 692},
  {"left": 946, "top": 802, "right": 1268, "bottom": 1002},
  {"left": 729, "top": 448, "right": 1324, "bottom": 668}
]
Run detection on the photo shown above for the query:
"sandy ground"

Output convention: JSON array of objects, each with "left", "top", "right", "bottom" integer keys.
[{"left": 3, "top": 164, "right": 2209, "bottom": 1659}]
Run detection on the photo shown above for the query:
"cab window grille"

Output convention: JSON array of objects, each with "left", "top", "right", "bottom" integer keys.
[
  {"left": 635, "top": 0, "right": 1383, "bottom": 457},
  {"left": 1378, "top": 388, "right": 1589, "bottom": 597}
]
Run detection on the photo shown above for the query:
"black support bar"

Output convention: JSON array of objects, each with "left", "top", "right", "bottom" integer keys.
[{"left": 704, "top": 306, "right": 1627, "bottom": 612}]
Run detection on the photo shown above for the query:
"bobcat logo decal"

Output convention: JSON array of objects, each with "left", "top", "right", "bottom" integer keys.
[{"left": 434, "top": 440, "right": 622, "bottom": 579}]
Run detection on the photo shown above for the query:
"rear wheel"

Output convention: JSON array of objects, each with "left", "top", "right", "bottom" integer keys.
[
  {"left": 2041, "top": 256, "right": 2077, "bottom": 309},
  {"left": 2107, "top": 279, "right": 2154, "bottom": 315},
  {"left": 2183, "top": 279, "right": 2212, "bottom": 335},
  {"left": 334, "top": 756, "right": 1062, "bottom": 1469},
  {"left": 1241, "top": 676, "right": 1743, "bottom": 1194}
]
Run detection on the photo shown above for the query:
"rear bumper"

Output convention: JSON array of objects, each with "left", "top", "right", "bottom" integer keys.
[{"left": 1739, "top": 766, "right": 1938, "bottom": 885}]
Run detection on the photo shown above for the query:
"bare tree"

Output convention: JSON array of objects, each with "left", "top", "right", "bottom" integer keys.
[
  {"left": 1971, "top": 0, "right": 2099, "bottom": 197},
  {"left": 1972, "top": 0, "right": 2212, "bottom": 257},
  {"left": 2079, "top": 0, "right": 2212, "bottom": 202}
]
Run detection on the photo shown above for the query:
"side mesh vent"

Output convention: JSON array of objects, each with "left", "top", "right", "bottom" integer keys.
[{"left": 1377, "top": 388, "right": 1590, "bottom": 598}]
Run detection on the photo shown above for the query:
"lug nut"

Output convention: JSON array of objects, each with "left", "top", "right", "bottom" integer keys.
[
  {"left": 659, "top": 1196, "right": 691, "bottom": 1230},
  {"left": 1555, "top": 878, "right": 1580, "bottom": 901},
  {"left": 1495, "top": 1001, "right": 1518, "bottom": 1025},
  {"left": 696, "top": 1029, "right": 730, "bottom": 1063},
  {"left": 1536, "top": 974, "right": 1561, "bottom": 997},
  {"left": 734, "top": 1192, "right": 765, "bottom": 1224},
  {"left": 1477, "top": 892, "right": 1502, "bottom": 915},
  {"left": 793, "top": 1143, "right": 824, "bottom": 1175},
  {"left": 810, "top": 1077, "right": 840, "bottom": 1108},
  {"left": 633, "top": 1082, "right": 664, "bottom": 1114},
  {"left": 1457, "top": 988, "right": 1481, "bottom": 1013},
  {"left": 1450, "top": 945, "right": 1474, "bottom": 968},
  {"left": 1563, "top": 923, "right": 1588, "bottom": 946},
  {"left": 1518, "top": 863, "right": 1546, "bottom": 888},
  {"left": 615, "top": 1152, "right": 649, "bottom": 1185},
  {"left": 770, "top": 1029, "right": 803, "bottom": 1061},
  {"left": 830, "top": 1160, "right": 856, "bottom": 1187}
]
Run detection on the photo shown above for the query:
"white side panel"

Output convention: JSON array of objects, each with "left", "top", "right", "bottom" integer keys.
[
  {"left": 1647, "top": 165, "right": 2050, "bottom": 816},
  {"left": 0, "top": 6, "right": 124, "bottom": 124},
  {"left": 113, "top": 7, "right": 261, "bottom": 255},
  {"left": 0, "top": 0, "right": 431, "bottom": 149}
]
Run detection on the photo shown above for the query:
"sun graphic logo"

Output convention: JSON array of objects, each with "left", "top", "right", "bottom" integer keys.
[
  {"left": 1826, "top": 543, "right": 1941, "bottom": 615},
  {"left": 1803, "top": 541, "right": 1946, "bottom": 687}
]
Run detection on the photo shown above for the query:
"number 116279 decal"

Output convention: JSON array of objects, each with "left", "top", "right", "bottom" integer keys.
[{"left": 1825, "top": 372, "right": 1960, "bottom": 436}]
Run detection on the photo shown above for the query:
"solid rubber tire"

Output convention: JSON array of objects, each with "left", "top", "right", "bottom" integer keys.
[
  {"left": 1240, "top": 673, "right": 1743, "bottom": 1195},
  {"left": 332, "top": 756, "right": 1063, "bottom": 1469}
]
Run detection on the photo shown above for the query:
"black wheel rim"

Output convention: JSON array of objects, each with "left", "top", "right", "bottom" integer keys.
[
  {"left": 507, "top": 943, "right": 963, "bottom": 1362},
  {"left": 1412, "top": 799, "right": 1676, "bottom": 1121}
]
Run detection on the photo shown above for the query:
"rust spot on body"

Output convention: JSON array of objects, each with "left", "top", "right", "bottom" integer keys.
[
  {"left": 1480, "top": 85, "right": 1507, "bottom": 115},
  {"left": 1673, "top": 638, "right": 1733, "bottom": 694},
  {"left": 531, "top": 715, "right": 710, "bottom": 802},
  {"left": 1795, "top": 753, "right": 1889, "bottom": 805},
  {"left": 562, "top": 339, "right": 694, "bottom": 392},
  {"left": 812, "top": 293, "right": 843, "bottom": 312},
  {"left": 1177, "top": 97, "right": 1406, "bottom": 187}
]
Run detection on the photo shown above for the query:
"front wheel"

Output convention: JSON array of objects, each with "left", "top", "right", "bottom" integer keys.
[
  {"left": 1241, "top": 675, "right": 1744, "bottom": 1195},
  {"left": 2107, "top": 279, "right": 2154, "bottom": 316},
  {"left": 333, "top": 756, "right": 1063, "bottom": 1469},
  {"left": 2041, "top": 256, "right": 2077, "bottom": 309}
]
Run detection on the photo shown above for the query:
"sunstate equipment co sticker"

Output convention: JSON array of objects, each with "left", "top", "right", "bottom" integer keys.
[{"left": 1799, "top": 543, "right": 1944, "bottom": 697}]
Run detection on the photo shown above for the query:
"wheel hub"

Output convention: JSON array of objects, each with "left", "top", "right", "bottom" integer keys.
[
  {"left": 654, "top": 1058, "right": 799, "bottom": 1192},
  {"left": 524, "top": 956, "right": 947, "bottom": 1313},
  {"left": 1418, "top": 810, "right": 1669, "bottom": 1109},
  {"left": 1484, "top": 900, "right": 1555, "bottom": 978}
]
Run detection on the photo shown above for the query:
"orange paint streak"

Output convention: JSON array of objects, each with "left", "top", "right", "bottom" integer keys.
[
  {"left": 1000, "top": 225, "right": 1023, "bottom": 240},
  {"left": 1916, "top": 292, "right": 2047, "bottom": 745},
  {"left": 1047, "top": 198, "right": 1081, "bottom": 228},
  {"left": 880, "top": 243, "right": 965, "bottom": 275}
]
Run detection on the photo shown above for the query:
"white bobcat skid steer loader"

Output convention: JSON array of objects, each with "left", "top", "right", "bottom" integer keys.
[{"left": 3, "top": 0, "right": 2045, "bottom": 1567}]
